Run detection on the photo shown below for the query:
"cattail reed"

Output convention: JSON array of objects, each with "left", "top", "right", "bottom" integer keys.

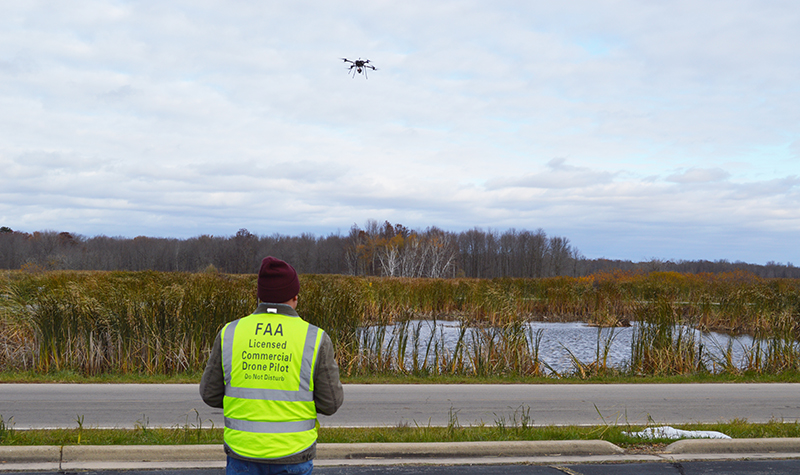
[{"left": 1, "top": 269, "right": 798, "bottom": 377}]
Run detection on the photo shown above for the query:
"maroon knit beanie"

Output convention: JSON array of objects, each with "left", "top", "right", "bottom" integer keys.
[{"left": 257, "top": 257, "right": 300, "bottom": 303}]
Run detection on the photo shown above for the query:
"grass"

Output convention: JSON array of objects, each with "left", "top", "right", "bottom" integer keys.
[
  {"left": 3, "top": 369, "right": 800, "bottom": 385},
  {"left": 321, "top": 419, "right": 800, "bottom": 446},
  {"left": 0, "top": 369, "right": 205, "bottom": 384},
  {"left": 2, "top": 415, "right": 800, "bottom": 450}
]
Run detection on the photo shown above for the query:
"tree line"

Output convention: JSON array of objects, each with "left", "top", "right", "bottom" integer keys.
[{"left": 0, "top": 223, "right": 797, "bottom": 278}]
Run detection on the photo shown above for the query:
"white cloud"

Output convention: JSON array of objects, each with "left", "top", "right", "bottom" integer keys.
[
  {"left": 666, "top": 168, "right": 731, "bottom": 184},
  {"left": 1, "top": 1, "right": 799, "bottom": 264},
  {"left": 487, "top": 158, "right": 616, "bottom": 190}
]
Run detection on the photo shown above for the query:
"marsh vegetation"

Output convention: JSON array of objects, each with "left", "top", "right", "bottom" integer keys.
[{"left": 1, "top": 269, "right": 798, "bottom": 379}]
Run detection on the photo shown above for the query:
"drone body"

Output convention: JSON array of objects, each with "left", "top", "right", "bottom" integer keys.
[{"left": 341, "top": 58, "right": 377, "bottom": 78}]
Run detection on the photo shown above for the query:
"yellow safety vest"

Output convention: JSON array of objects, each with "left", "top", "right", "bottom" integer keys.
[{"left": 221, "top": 310, "right": 323, "bottom": 460}]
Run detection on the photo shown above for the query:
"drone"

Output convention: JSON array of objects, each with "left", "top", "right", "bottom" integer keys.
[{"left": 341, "top": 58, "right": 377, "bottom": 78}]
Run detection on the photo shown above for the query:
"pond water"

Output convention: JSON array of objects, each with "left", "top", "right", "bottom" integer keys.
[{"left": 359, "top": 320, "right": 757, "bottom": 374}]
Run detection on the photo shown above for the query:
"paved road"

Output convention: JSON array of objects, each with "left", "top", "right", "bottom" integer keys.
[
  {"left": 7, "top": 461, "right": 800, "bottom": 475},
  {"left": 2, "top": 383, "right": 799, "bottom": 429}
]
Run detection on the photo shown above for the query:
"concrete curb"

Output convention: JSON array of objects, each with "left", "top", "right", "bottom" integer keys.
[
  {"left": 1, "top": 441, "right": 624, "bottom": 464},
  {"left": 318, "top": 440, "right": 624, "bottom": 459},
  {"left": 62, "top": 445, "right": 227, "bottom": 462},
  {"left": 2, "top": 439, "right": 800, "bottom": 470},
  {"left": 0, "top": 446, "right": 61, "bottom": 463},
  {"left": 665, "top": 437, "right": 800, "bottom": 454}
]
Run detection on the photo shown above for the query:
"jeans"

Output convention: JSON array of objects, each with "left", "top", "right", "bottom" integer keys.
[{"left": 226, "top": 455, "right": 313, "bottom": 475}]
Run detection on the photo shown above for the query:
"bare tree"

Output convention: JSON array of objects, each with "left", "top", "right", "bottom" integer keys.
[
  {"left": 414, "top": 227, "right": 455, "bottom": 278},
  {"left": 546, "top": 236, "right": 571, "bottom": 277}
]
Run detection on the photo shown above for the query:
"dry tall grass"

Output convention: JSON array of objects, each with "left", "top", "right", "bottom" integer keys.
[{"left": 1, "top": 269, "right": 798, "bottom": 377}]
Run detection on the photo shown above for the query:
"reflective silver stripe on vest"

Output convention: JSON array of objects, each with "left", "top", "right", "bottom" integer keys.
[
  {"left": 222, "top": 317, "right": 321, "bottom": 400},
  {"left": 222, "top": 319, "right": 240, "bottom": 386},
  {"left": 298, "top": 325, "right": 318, "bottom": 392},
  {"left": 225, "top": 417, "right": 316, "bottom": 434}
]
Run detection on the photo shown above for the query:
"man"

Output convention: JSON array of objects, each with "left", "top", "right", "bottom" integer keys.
[{"left": 200, "top": 256, "right": 344, "bottom": 475}]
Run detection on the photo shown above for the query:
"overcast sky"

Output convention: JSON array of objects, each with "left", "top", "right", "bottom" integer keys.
[{"left": 2, "top": 1, "right": 798, "bottom": 265}]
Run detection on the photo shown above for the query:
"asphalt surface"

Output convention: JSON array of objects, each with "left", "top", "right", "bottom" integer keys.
[
  {"left": 6, "top": 462, "right": 800, "bottom": 475},
  {"left": 4, "top": 383, "right": 800, "bottom": 429},
  {"left": 3, "top": 384, "right": 800, "bottom": 471}
]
